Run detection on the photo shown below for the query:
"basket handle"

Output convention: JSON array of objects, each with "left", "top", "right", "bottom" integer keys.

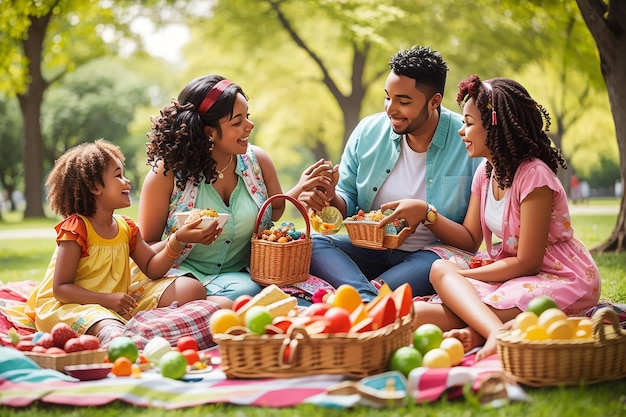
[
  {"left": 591, "top": 307, "right": 624, "bottom": 342},
  {"left": 254, "top": 194, "right": 311, "bottom": 237},
  {"left": 277, "top": 325, "right": 311, "bottom": 368}
]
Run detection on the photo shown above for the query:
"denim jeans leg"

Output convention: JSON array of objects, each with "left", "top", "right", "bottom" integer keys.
[
  {"left": 310, "top": 234, "right": 380, "bottom": 302},
  {"left": 378, "top": 249, "right": 440, "bottom": 297}
]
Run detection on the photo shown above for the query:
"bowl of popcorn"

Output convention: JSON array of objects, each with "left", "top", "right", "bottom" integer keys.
[{"left": 175, "top": 208, "right": 229, "bottom": 229}]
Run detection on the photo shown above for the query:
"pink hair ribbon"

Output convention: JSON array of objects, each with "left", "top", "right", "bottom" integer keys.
[{"left": 198, "top": 80, "right": 233, "bottom": 114}]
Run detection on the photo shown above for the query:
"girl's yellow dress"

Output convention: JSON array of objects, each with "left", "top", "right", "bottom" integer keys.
[{"left": 23, "top": 214, "right": 176, "bottom": 334}]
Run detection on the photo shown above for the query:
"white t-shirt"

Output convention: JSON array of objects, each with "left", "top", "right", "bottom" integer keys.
[
  {"left": 485, "top": 177, "right": 505, "bottom": 239},
  {"left": 372, "top": 136, "right": 435, "bottom": 251}
]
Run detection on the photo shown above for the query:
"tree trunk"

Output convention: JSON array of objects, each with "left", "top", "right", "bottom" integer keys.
[
  {"left": 576, "top": 0, "right": 626, "bottom": 252},
  {"left": 18, "top": 13, "right": 51, "bottom": 218}
]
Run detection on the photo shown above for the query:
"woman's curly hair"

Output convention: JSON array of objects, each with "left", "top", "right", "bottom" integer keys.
[
  {"left": 146, "top": 74, "right": 247, "bottom": 189},
  {"left": 46, "top": 139, "right": 125, "bottom": 218},
  {"left": 456, "top": 74, "right": 566, "bottom": 189}
]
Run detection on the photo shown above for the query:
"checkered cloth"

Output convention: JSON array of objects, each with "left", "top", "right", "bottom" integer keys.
[{"left": 123, "top": 300, "right": 221, "bottom": 350}]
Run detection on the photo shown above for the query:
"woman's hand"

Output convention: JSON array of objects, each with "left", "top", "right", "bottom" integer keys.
[
  {"left": 378, "top": 199, "right": 428, "bottom": 232},
  {"left": 296, "top": 160, "right": 339, "bottom": 211}
]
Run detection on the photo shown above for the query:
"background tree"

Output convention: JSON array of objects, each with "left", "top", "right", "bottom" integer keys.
[
  {"left": 0, "top": 95, "right": 24, "bottom": 216},
  {"left": 576, "top": 0, "right": 626, "bottom": 252}
]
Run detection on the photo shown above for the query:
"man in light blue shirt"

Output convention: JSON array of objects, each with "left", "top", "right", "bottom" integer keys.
[{"left": 303, "top": 46, "right": 481, "bottom": 301}]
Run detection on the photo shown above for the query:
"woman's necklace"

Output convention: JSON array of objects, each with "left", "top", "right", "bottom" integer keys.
[{"left": 216, "top": 155, "right": 233, "bottom": 180}]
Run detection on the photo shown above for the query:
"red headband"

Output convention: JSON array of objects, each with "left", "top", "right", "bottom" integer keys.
[{"left": 198, "top": 80, "right": 233, "bottom": 114}]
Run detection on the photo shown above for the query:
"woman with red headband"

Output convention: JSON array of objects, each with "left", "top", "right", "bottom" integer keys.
[
  {"left": 134, "top": 74, "right": 335, "bottom": 302},
  {"left": 379, "top": 75, "right": 600, "bottom": 360}
]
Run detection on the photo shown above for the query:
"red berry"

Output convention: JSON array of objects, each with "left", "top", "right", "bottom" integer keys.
[
  {"left": 64, "top": 337, "right": 86, "bottom": 353},
  {"left": 51, "top": 323, "right": 79, "bottom": 348}
]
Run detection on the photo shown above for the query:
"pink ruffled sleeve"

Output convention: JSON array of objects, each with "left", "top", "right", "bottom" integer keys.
[
  {"left": 54, "top": 215, "right": 89, "bottom": 257},
  {"left": 515, "top": 160, "right": 563, "bottom": 203}
]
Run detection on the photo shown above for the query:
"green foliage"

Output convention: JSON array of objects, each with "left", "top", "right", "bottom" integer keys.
[{"left": 585, "top": 155, "right": 621, "bottom": 189}]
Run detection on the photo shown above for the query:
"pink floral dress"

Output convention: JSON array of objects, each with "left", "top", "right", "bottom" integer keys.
[{"left": 466, "top": 159, "right": 600, "bottom": 316}]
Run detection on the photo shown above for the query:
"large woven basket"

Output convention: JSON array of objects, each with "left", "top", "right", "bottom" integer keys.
[
  {"left": 214, "top": 310, "right": 415, "bottom": 379},
  {"left": 343, "top": 220, "right": 411, "bottom": 250},
  {"left": 250, "top": 194, "right": 312, "bottom": 286},
  {"left": 496, "top": 307, "right": 626, "bottom": 387}
]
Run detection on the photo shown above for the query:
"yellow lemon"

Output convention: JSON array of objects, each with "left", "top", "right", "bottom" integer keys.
[
  {"left": 512, "top": 311, "right": 538, "bottom": 332},
  {"left": 546, "top": 319, "right": 574, "bottom": 340},
  {"left": 422, "top": 348, "right": 452, "bottom": 369},
  {"left": 523, "top": 324, "right": 548, "bottom": 340},
  {"left": 439, "top": 338, "right": 464, "bottom": 366},
  {"left": 537, "top": 308, "right": 567, "bottom": 330},
  {"left": 574, "top": 317, "right": 593, "bottom": 339},
  {"left": 209, "top": 309, "right": 242, "bottom": 334}
]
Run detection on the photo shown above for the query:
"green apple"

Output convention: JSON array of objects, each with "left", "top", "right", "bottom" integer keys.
[
  {"left": 245, "top": 306, "right": 273, "bottom": 335},
  {"left": 389, "top": 346, "right": 422, "bottom": 377},
  {"left": 413, "top": 323, "right": 443, "bottom": 356},
  {"left": 159, "top": 351, "right": 188, "bottom": 380}
]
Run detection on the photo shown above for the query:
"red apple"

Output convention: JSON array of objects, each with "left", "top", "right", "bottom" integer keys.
[{"left": 232, "top": 294, "right": 253, "bottom": 312}]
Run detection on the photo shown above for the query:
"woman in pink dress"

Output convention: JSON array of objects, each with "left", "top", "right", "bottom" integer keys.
[{"left": 379, "top": 75, "right": 600, "bottom": 360}]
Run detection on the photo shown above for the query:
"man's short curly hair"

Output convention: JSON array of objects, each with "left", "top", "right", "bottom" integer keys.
[
  {"left": 389, "top": 45, "right": 448, "bottom": 99},
  {"left": 46, "top": 139, "right": 125, "bottom": 218}
]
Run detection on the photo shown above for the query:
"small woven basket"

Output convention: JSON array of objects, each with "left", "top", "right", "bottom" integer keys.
[
  {"left": 214, "top": 310, "right": 415, "bottom": 379},
  {"left": 24, "top": 349, "right": 107, "bottom": 373},
  {"left": 496, "top": 307, "right": 626, "bottom": 387},
  {"left": 250, "top": 194, "right": 312, "bottom": 286},
  {"left": 343, "top": 221, "right": 411, "bottom": 250}
]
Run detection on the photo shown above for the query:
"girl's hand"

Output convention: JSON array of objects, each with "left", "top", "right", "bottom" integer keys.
[
  {"left": 175, "top": 218, "right": 223, "bottom": 246},
  {"left": 105, "top": 292, "right": 137, "bottom": 316},
  {"left": 297, "top": 160, "right": 339, "bottom": 211},
  {"left": 378, "top": 199, "right": 428, "bottom": 232}
]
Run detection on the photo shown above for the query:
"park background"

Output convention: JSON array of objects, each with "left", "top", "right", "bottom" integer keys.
[{"left": 0, "top": 1, "right": 624, "bottom": 234}]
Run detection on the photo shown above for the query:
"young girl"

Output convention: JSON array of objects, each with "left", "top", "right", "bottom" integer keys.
[
  {"left": 379, "top": 75, "right": 600, "bottom": 360},
  {"left": 25, "top": 140, "right": 228, "bottom": 347}
]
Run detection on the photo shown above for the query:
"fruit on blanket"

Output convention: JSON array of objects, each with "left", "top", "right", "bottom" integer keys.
[
  {"left": 526, "top": 295, "right": 558, "bottom": 317},
  {"left": 177, "top": 336, "right": 198, "bottom": 352},
  {"left": 64, "top": 337, "right": 86, "bottom": 353},
  {"left": 160, "top": 351, "right": 188, "bottom": 380},
  {"left": 15, "top": 341, "right": 34, "bottom": 351},
  {"left": 209, "top": 309, "right": 242, "bottom": 334},
  {"left": 245, "top": 306, "right": 273, "bottom": 334},
  {"left": 389, "top": 346, "right": 422, "bottom": 377},
  {"left": 79, "top": 334, "right": 101, "bottom": 350},
  {"left": 181, "top": 348, "right": 201, "bottom": 366},
  {"left": 112, "top": 356, "right": 133, "bottom": 377},
  {"left": 51, "top": 323, "right": 79, "bottom": 348},
  {"left": 413, "top": 323, "right": 443, "bottom": 356},
  {"left": 143, "top": 336, "right": 172, "bottom": 364},
  {"left": 108, "top": 336, "right": 139, "bottom": 363},
  {"left": 439, "top": 337, "right": 464, "bottom": 366},
  {"left": 35, "top": 333, "right": 54, "bottom": 349},
  {"left": 422, "top": 348, "right": 452, "bottom": 369}
]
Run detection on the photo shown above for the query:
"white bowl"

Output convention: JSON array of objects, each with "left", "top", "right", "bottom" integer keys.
[{"left": 175, "top": 212, "right": 229, "bottom": 229}]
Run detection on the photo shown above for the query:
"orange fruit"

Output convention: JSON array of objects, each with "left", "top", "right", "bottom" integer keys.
[
  {"left": 332, "top": 284, "right": 362, "bottom": 313},
  {"left": 111, "top": 356, "right": 133, "bottom": 377},
  {"left": 177, "top": 336, "right": 198, "bottom": 352},
  {"left": 209, "top": 309, "right": 242, "bottom": 334},
  {"left": 181, "top": 348, "right": 201, "bottom": 366}
]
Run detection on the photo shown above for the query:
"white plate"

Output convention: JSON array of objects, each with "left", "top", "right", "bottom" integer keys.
[{"left": 175, "top": 212, "right": 229, "bottom": 229}]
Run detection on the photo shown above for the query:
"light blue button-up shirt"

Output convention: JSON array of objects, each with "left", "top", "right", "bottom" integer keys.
[{"left": 337, "top": 106, "right": 482, "bottom": 225}]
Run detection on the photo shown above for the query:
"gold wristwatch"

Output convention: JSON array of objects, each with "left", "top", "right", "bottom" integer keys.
[{"left": 423, "top": 203, "right": 438, "bottom": 225}]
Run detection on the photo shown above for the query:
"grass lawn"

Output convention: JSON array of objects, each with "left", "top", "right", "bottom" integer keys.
[{"left": 1, "top": 200, "right": 625, "bottom": 416}]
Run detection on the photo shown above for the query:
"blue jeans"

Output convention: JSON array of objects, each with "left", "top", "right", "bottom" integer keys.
[{"left": 310, "top": 234, "right": 439, "bottom": 302}]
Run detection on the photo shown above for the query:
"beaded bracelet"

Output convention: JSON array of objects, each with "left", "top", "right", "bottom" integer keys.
[{"left": 165, "top": 236, "right": 182, "bottom": 259}]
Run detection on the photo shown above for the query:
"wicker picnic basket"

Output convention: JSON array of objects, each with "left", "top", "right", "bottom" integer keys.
[
  {"left": 214, "top": 310, "right": 415, "bottom": 379},
  {"left": 250, "top": 194, "right": 312, "bottom": 286},
  {"left": 343, "top": 220, "right": 411, "bottom": 250},
  {"left": 496, "top": 307, "right": 626, "bottom": 387},
  {"left": 24, "top": 349, "right": 107, "bottom": 373}
]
